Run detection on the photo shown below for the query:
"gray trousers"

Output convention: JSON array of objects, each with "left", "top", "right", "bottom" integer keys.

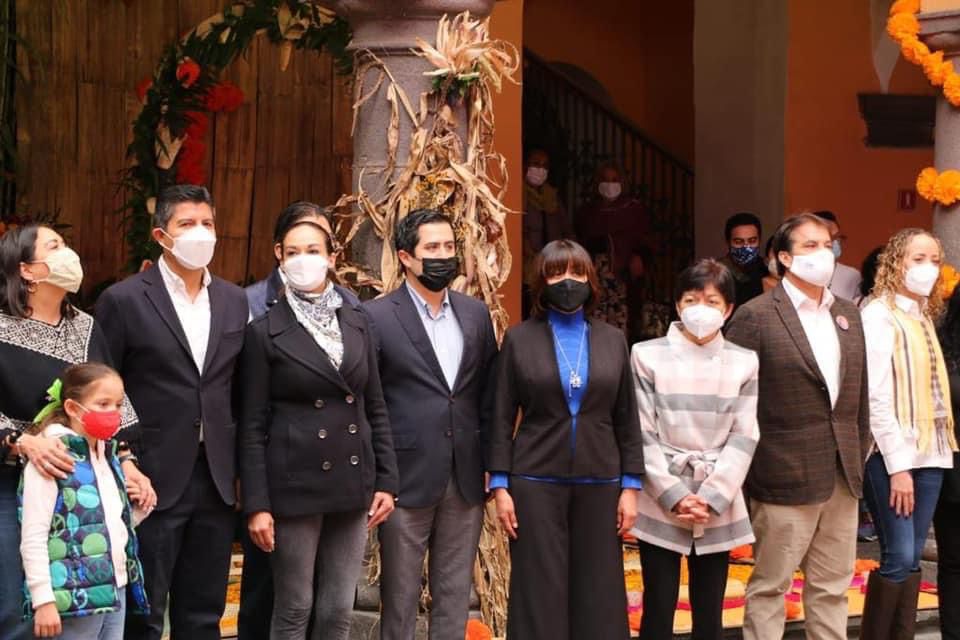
[
  {"left": 270, "top": 509, "right": 368, "bottom": 640},
  {"left": 379, "top": 477, "right": 483, "bottom": 640}
]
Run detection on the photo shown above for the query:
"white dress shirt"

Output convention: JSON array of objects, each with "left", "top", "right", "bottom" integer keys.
[
  {"left": 782, "top": 276, "right": 841, "bottom": 408},
  {"left": 405, "top": 282, "right": 464, "bottom": 390},
  {"left": 158, "top": 255, "right": 212, "bottom": 374},
  {"left": 861, "top": 295, "right": 954, "bottom": 473},
  {"left": 20, "top": 424, "right": 129, "bottom": 608},
  {"left": 829, "top": 263, "right": 863, "bottom": 303}
]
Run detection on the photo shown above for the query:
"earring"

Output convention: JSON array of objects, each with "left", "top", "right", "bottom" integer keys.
[{"left": 25, "top": 280, "right": 37, "bottom": 293}]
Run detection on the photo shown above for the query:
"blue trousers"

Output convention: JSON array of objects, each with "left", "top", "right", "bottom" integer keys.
[
  {"left": 58, "top": 588, "right": 126, "bottom": 640},
  {"left": 0, "top": 466, "right": 31, "bottom": 640},
  {"left": 863, "top": 453, "right": 943, "bottom": 582}
]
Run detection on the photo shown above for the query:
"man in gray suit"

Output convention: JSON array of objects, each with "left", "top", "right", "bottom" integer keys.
[{"left": 364, "top": 209, "right": 498, "bottom": 640}]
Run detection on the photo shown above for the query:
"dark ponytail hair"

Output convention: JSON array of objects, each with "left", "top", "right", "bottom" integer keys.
[
  {"left": 36, "top": 362, "right": 121, "bottom": 431},
  {"left": 0, "top": 223, "right": 75, "bottom": 319}
]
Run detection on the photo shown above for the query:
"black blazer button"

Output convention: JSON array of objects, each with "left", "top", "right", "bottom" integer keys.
[
  {"left": 349, "top": 455, "right": 360, "bottom": 466},
  {"left": 348, "top": 424, "right": 358, "bottom": 434},
  {"left": 318, "top": 429, "right": 328, "bottom": 439},
  {"left": 193, "top": 419, "right": 201, "bottom": 429},
  {"left": 321, "top": 461, "right": 332, "bottom": 471},
  {"left": 345, "top": 394, "right": 355, "bottom": 404},
  {"left": 314, "top": 399, "right": 325, "bottom": 409},
  {"left": 445, "top": 429, "right": 453, "bottom": 437}
]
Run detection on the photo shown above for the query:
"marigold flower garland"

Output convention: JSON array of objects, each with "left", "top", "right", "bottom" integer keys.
[{"left": 886, "top": 0, "right": 960, "bottom": 105}]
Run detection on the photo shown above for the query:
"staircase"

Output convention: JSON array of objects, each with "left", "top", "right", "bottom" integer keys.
[{"left": 523, "top": 48, "right": 694, "bottom": 303}]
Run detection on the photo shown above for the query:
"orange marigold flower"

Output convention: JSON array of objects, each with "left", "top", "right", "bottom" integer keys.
[
  {"left": 946, "top": 72, "right": 960, "bottom": 106},
  {"left": 889, "top": 0, "right": 921, "bottom": 16},
  {"left": 917, "top": 167, "right": 939, "bottom": 201},
  {"left": 923, "top": 51, "right": 950, "bottom": 86},
  {"left": 888, "top": 13, "right": 921, "bottom": 43},
  {"left": 940, "top": 264, "right": 960, "bottom": 301},
  {"left": 934, "top": 170, "right": 960, "bottom": 206},
  {"left": 900, "top": 36, "right": 930, "bottom": 65}
]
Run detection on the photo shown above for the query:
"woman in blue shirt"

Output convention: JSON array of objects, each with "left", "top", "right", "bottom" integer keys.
[{"left": 488, "top": 239, "right": 645, "bottom": 640}]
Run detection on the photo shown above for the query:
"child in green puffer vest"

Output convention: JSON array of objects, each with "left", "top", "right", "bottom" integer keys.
[{"left": 19, "top": 363, "right": 150, "bottom": 639}]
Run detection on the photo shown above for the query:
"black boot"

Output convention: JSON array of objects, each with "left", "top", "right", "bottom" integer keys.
[
  {"left": 892, "top": 571, "right": 922, "bottom": 640},
  {"left": 860, "top": 571, "right": 902, "bottom": 639}
]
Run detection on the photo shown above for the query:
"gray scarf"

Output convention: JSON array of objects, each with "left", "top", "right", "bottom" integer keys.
[{"left": 285, "top": 284, "right": 344, "bottom": 369}]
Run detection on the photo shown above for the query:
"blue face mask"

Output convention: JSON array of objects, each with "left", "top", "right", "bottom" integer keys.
[
  {"left": 831, "top": 239, "right": 842, "bottom": 259},
  {"left": 730, "top": 246, "right": 760, "bottom": 266}
]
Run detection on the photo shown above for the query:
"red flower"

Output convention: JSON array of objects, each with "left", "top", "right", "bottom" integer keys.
[
  {"left": 184, "top": 111, "right": 209, "bottom": 139},
  {"left": 176, "top": 57, "right": 201, "bottom": 88},
  {"left": 204, "top": 81, "right": 245, "bottom": 113},
  {"left": 178, "top": 136, "right": 206, "bottom": 164},
  {"left": 135, "top": 76, "right": 153, "bottom": 104},
  {"left": 176, "top": 157, "right": 207, "bottom": 186}
]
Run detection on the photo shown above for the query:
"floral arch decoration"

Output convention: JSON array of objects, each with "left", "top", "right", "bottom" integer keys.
[{"left": 121, "top": 0, "right": 351, "bottom": 271}]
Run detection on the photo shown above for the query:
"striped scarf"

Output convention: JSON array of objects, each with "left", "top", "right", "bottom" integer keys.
[{"left": 889, "top": 305, "right": 958, "bottom": 455}]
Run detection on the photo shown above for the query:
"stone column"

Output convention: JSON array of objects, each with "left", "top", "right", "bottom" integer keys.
[
  {"left": 318, "top": 5, "right": 496, "bottom": 636},
  {"left": 325, "top": 0, "right": 497, "bottom": 276},
  {"left": 921, "top": 10, "right": 960, "bottom": 264}
]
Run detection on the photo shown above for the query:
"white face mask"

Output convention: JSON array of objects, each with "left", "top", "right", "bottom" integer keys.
[
  {"left": 598, "top": 181, "right": 622, "bottom": 201},
  {"left": 162, "top": 226, "right": 216, "bottom": 270},
  {"left": 905, "top": 262, "right": 940, "bottom": 298},
  {"left": 786, "top": 248, "right": 835, "bottom": 287},
  {"left": 767, "top": 257, "right": 779, "bottom": 278},
  {"left": 526, "top": 166, "right": 548, "bottom": 187},
  {"left": 32, "top": 247, "right": 84, "bottom": 294},
  {"left": 282, "top": 254, "right": 329, "bottom": 292},
  {"left": 680, "top": 304, "right": 726, "bottom": 340}
]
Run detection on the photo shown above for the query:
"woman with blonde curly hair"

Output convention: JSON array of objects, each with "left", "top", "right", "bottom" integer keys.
[{"left": 860, "top": 228, "right": 957, "bottom": 638}]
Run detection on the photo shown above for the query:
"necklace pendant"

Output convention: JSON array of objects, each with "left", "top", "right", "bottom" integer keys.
[{"left": 569, "top": 372, "right": 582, "bottom": 389}]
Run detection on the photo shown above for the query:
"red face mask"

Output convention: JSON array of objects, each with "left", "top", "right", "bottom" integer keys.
[{"left": 78, "top": 405, "right": 122, "bottom": 441}]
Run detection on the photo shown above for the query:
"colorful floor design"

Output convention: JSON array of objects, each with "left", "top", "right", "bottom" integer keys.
[{"left": 623, "top": 546, "right": 939, "bottom": 635}]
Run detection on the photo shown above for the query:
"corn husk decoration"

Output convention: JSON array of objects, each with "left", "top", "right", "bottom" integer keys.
[{"left": 340, "top": 11, "right": 518, "bottom": 634}]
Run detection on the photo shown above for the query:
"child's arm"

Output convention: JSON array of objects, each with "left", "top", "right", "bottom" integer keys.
[{"left": 20, "top": 461, "right": 60, "bottom": 612}]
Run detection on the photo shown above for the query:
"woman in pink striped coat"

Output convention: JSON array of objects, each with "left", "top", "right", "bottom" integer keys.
[{"left": 630, "top": 258, "right": 760, "bottom": 640}]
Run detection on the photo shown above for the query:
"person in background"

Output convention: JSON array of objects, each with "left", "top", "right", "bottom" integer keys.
[
  {"left": 574, "top": 163, "right": 651, "bottom": 274},
  {"left": 489, "top": 239, "right": 644, "bottom": 640},
  {"left": 240, "top": 219, "right": 397, "bottom": 640},
  {"left": 631, "top": 259, "right": 759, "bottom": 640},
  {"left": 522, "top": 148, "right": 573, "bottom": 317},
  {"left": 239, "top": 201, "right": 363, "bottom": 640},
  {"left": 859, "top": 247, "right": 884, "bottom": 309},
  {"left": 859, "top": 228, "right": 956, "bottom": 638},
  {"left": 584, "top": 237, "right": 628, "bottom": 333},
  {"left": 935, "top": 285, "right": 960, "bottom": 640},
  {"left": 20, "top": 363, "right": 149, "bottom": 640},
  {"left": 97, "top": 185, "right": 249, "bottom": 640},
  {"left": 365, "top": 209, "right": 498, "bottom": 640},
  {"left": 245, "top": 201, "right": 361, "bottom": 320},
  {"left": 623, "top": 246, "right": 669, "bottom": 344},
  {"left": 814, "top": 211, "right": 862, "bottom": 303},
  {"left": 762, "top": 236, "right": 780, "bottom": 293},
  {"left": 717, "top": 212, "right": 766, "bottom": 307},
  {"left": 726, "top": 213, "right": 870, "bottom": 640},
  {"left": 0, "top": 224, "right": 152, "bottom": 640}
]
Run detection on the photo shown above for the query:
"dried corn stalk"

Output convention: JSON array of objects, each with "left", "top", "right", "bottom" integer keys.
[{"left": 339, "top": 12, "right": 518, "bottom": 634}]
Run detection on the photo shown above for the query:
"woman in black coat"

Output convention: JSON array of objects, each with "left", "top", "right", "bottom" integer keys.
[
  {"left": 239, "top": 220, "right": 398, "bottom": 640},
  {"left": 936, "top": 286, "right": 960, "bottom": 640},
  {"left": 488, "top": 239, "right": 645, "bottom": 640}
]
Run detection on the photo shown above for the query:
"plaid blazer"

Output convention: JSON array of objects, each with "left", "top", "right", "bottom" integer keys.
[{"left": 725, "top": 283, "right": 871, "bottom": 505}]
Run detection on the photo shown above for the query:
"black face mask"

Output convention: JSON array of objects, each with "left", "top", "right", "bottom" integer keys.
[
  {"left": 416, "top": 257, "right": 460, "bottom": 292},
  {"left": 542, "top": 279, "right": 592, "bottom": 312}
]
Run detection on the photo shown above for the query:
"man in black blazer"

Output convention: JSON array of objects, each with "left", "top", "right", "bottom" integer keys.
[
  {"left": 364, "top": 209, "right": 498, "bottom": 640},
  {"left": 96, "top": 185, "right": 249, "bottom": 640}
]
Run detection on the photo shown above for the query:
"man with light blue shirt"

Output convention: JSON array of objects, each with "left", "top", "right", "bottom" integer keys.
[{"left": 364, "top": 209, "right": 498, "bottom": 640}]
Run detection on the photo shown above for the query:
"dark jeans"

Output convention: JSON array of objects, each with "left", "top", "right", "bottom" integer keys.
[
  {"left": 269, "top": 509, "right": 367, "bottom": 640},
  {"left": 637, "top": 541, "right": 729, "bottom": 640},
  {"left": 935, "top": 497, "right": 960, "bottom": 640},
  {"left": 0, "top": 466, "right": 31, "bottom": 640},
  {"left": 238, "top": 520, "right": 274, "bottom": 640},
  {"left": 863, "top": 453, "right": 943, "bottom": 582}
]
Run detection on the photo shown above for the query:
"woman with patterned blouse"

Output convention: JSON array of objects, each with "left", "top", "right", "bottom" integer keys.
[{"left": 0, "top": 224, "right": 153, "bottom": 638}]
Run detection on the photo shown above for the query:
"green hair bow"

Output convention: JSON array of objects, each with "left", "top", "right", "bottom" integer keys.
[{"left": 33, "top": 378, "right": 64, "bottom": 424}]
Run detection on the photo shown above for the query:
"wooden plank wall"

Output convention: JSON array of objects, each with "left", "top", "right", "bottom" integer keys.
[{"left": 14, "top": 0, "right": 353, "bottom": 289}]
